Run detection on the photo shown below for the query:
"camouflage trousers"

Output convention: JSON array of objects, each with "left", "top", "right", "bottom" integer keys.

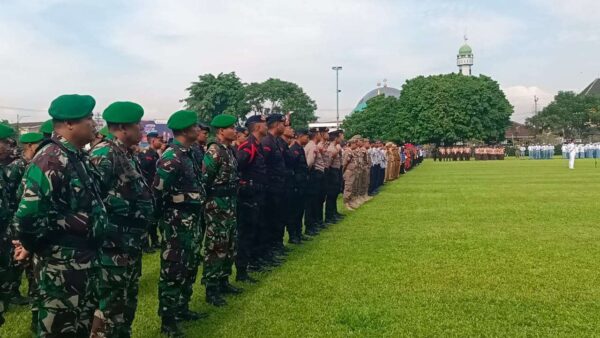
[
  {"left": 36, "top": 248, "right": 97, "bottom": 338},
  {"left": 158, "top": 208, "right": 202, "bottom": 317},
  {"left": 201, "top": 196, "right": 237, "bottom": 286},
  {"left": 0, "top": 238, "right": 13, "bottom": 320},
  {"left": 91, "top": 253, "right": 142, "bottom": 338},
  {"left": 343, "top": 169, "right": 356, "bottom": 203}
]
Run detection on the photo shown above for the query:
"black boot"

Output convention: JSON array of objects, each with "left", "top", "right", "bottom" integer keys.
[
  {"left": 206, "top": 285, "right": 227, "bottom": 307},
  {"left": 236, "top": 270, "right": 258, "bottom": 284},
  {"left": 220, "top": 278, "right": 244, "bottom": 295},
  {"left": 161, "top": 316, "right": 183, "bottom": 337},
  {"left": 175, "top": 308, "right": 208, "bottom": 322},
  {"left": 9, "top": 293, "right": 30, "bottom": 306}
]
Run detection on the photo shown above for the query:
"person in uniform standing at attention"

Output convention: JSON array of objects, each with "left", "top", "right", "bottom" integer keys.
[
  {"left": 138, "top": 131, "right": 163, "bottom": 253},
  {"left": 89, "top": 101, "right": 155, "bottom": 338},
  {"left": 342, "top": 136, "right": 359, "bottom": 210},
  {"left": 202, "top": 114, "right": 242, "bottom": 308},
  {"left": 153, "top": 110, "right": 206, "bottom": 336},
  {"left": 287, "top": 128, "right": 310, "bottom": 243},
  {"left": 236, "top": 115, "right": 269, "bottom": 276},
  {"left": 325, "top": 130, "right": 342, "bottom": 225},
  {"left": 316, "top": 127, "right": 330, "bottom": 228},
  {"left": 304, "top": 129, "right": 323, "bottom": 236},
  {"left": 14, "top": 95, "right": 107, "bottom": 337}
]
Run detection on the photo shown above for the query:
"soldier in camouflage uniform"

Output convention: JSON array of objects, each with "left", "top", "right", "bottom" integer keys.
[
  {"left": 5, "top": 133, "right": 44, "bottom": 307},
  {"left": 202, "top": 114, "right": 241, "bottom": 307},
  {"left": 153, "top": 110, "right": 206, "bottom": 337},
  {"left": 138, "top": 131, "right": 163, "bottom": 253},
  {"left": 89, "top": 102, "right": 154, "bottom": 338},
  {"left": 13, "top": 94, "right": 107, "bottom": 337},
  {"left": 0, "top": 123, "right": 16, "bottom": 327}
]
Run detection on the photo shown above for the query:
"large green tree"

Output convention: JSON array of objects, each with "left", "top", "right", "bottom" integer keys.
[
  {"left": 183, "top": 72, "right": 249, "bottom": 123},
  {"left": 245, "top": 78, "right": 317, "bottom": 128},
  {"left": 343, "top": 74, "right": 513, "bottom": 144},
  {"left": 526, "top": 91, "right": 600, "bottom": 138}
]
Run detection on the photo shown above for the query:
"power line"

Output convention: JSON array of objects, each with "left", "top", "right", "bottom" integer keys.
[{"left": 0, "top": 105, "right": 46, "bottom": 112}]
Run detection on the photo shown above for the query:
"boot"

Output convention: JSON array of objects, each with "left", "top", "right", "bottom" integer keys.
[
  {"left": 220, "top": 278, "right": 244, "bottom": 295},
  {"left": 161, "top": 316, "right": 183, "bottom": 337},
  {"left": 175, "top": 308, "right": 208, "bottom": 322},
  {"left": 206, "top": 285, "right": 227, "bottom": 307},
  {"left": 236, "top": 270, "right": 258, "bottom": 284},
  {"left": 9, "top": 293, "right": 31, "bottom": 306}
]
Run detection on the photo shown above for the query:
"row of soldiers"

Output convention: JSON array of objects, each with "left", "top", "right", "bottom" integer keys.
[
  {"left": 0, "top": 94, "right": 400, "bottom": 337},
  {"left": 433, "top": 147, "right": 472, "bottom": 161}
]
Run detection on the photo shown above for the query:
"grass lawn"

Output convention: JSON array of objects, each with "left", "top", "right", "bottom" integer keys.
[{"left": 3, "top": 158, "right": 600, "bottom": 337}]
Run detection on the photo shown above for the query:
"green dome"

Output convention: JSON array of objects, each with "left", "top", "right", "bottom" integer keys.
[{"left": 458, "top": 44, "right": 472, "bottom": 56}]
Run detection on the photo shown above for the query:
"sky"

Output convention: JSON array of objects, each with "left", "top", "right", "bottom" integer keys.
[{"left": 0, "top": 0, "right": 598, "bottom": 124}]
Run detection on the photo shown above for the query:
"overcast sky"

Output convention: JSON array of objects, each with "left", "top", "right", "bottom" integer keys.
[{"left": 1, "top": 0, "right": 598, "bottom": 124}]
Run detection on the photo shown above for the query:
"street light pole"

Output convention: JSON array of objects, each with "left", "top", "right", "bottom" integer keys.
[{"left": 332, "top": 66, "right": 342, "bottom": 127}]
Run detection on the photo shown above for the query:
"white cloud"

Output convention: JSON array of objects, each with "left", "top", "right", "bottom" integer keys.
[{"left": 502, "top": 85, "right": 555, "bottom": 123}]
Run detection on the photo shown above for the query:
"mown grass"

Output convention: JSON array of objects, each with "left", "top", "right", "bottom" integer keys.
[{"left": 3, "top": 158, "right": 600, "bottom": 337}]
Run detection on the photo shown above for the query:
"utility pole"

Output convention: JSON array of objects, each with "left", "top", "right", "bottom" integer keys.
[
  {"left": 331, "top": 66, "right": 342, "bottom": 127},
  {"left": 534, "top": 95, "right": 539, "bottom": 114}
]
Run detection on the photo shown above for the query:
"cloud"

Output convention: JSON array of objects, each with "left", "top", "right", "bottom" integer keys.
[{"left": 502, "top": 85, "right": 555, "bottom": 123}]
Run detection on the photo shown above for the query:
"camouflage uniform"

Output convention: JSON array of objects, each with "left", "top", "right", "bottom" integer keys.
[
  {"left": 89, "top": 134, "right": 154, "bottom": 338},
  {"left": 0, "top": 160, "right": 13, "bottom": 325},
  {"left": 201, "top": 141, "right": 238, "bottom": 286},
  {"left": 138, "top": 147, "right": 161, "bottom": 249},
  {"left": 153, "top": 140, "right": 205, "bottom": 318},
  {"left": 14, "top": 135, "right": 107, "bottom": 338}
]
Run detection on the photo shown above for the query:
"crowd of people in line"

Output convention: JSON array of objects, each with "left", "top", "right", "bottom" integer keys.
[
  {"left": 0, "top": 94, "right": 424, "bottom": 337},
  {"left": 431, "top": 146, "right": 506, "bottom": 161}
]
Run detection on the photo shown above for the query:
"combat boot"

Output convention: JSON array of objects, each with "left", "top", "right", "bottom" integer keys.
[
  {"left": 206, "top": 285, "right": 227, "bottom": 307},
  {"left": 175, "top": 307, "right": 208, "bottom": 322},
  {"left": 161, "top": 316, "right": 183, "bottom": 337},
  {"left": 236, "top": 270, "right": 258, "bottom": 284},
  {"left": 220, "top": 278, "right": 244, "bottom": 295}
]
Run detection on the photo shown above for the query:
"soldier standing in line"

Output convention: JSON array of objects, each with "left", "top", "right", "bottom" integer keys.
[
  {"left": 325, "top": 130, "right": 342, "bottom": 224},
  {"left": 139, "top": 131, "right": 164, "bottom": 253},
  {"left": 14, "top": 95, "right": 107, "bottom": 337},
  {"left": 261, "top": 114, "right": 288, "bottom": 257},
  {"left": 303, "top": 129, "right": 323, "bottom": 236},
  {"left": 236, "top": 115, "right": 268, "bottom": 277},
  {"left": 202, "top": 114, "right": 242, "bottom": 307},
  {"left": 287, "top": 128, "right": 310, "bottom": 243},
  {"left": 89, "top": 101, "right": 155, "bottom": 338},
  {"left": 316, "top": 127, "right": 330, "bottom": 228},
  {"left": 0, "top": 123, "right": 16, "bottom": 327},
  {"left": 153, "top": 110, "right": 206, "bottom": 336},
  {"left": 342, "top": 136, "right": 359, "bottom": 210},
  {"left": 39, "top": 119, "right": 53, "bottom": 139}
]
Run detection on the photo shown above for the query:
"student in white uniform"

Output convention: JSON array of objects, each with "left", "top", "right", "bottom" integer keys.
[{"left": 566, "top": 141, "right": 577, "bottom": 169}]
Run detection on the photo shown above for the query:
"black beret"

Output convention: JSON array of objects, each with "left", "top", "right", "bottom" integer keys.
[
  {"left": 245, "top": 115, "right": 266, "bottom": 127},
  {"left": 198, "top": 122, "right": 210, "bottom": 131},
  {"left": 295, "top": 128, "right": 309, "bottom": 136},
  {"left": 309, "top": 127, "right": 318, "bottom": 133},
  {"left": 266, "top": 114, "right": 285, "bottom": 125},
  {"left": 235, "top": 126, "right": 247, "bottom": 133},
  {"left": 146, "top": 131, "right": 159, "bottom": 138},
  {"left": 318, "top": 127, "right": 329, "bottom": 132},
  {"left": 329, "top": 130, "right": 340, "bottom": 137}
]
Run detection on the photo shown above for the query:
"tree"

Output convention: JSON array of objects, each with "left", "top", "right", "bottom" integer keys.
[
  {"left": 526, "top": 91, "right": 600, "bottom": 138},
  {"left": 245, "top": 78, "right": 317, "bottom": 128},
  {"left": 343, "top": 74, "right": 512, "bottom": 145},
  {"left": 183, "top": 72, "right": 249, "bottom": 124}
]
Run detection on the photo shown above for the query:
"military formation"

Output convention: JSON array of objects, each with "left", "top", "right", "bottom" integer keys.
[
  {"left": 0, "top": 94, "right": 423, "bottom": 337},
  {"left": 433, "top": 146, "right": 506, "bottom": 161}
]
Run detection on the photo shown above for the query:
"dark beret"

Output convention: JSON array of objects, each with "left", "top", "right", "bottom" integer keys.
[
  {"left": 266, "top": 114, "right": 285, "bottom": 125},
  {"left": 245, "top": 115, "right": 266, "bottom": 127}
]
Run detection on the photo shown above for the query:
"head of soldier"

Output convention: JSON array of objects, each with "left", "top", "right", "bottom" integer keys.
[
  {"left": 267, "top": 114, "right": 286, "bottom": 136},
  {"left": 245, "top": 115, "right": 267, "bottom": 139},
  {"left": 296, "top": 129, "right": 309, "bottom": 146},
  {"left": 19, "top": 133, "right": 44, "bottom": 161},
  {"left": 197, "top": 123, "right": 210, "bottom": 145},
  {"left": 211, "top": 114, "right": 237, "bottom": 144},
  {"left": 283, "top": 126, "right": 295, "bottom": 140},
  {"left": 235, "top": 126, "right": 248, "bottom": 144},
  {"left": 103, "top": 101, "right": 144, "bottom": 148},
  {"left": 49, "top": 94, "right": 97, "bottom": 149},
  {"left": 146, "top": 132, "right": 163, "bottom": 150},
  {"left": 328, "top": 131, "right": 339, "bottom": 144},
  {"left": 168, "top": 110, "right": 199, "bottom": 146},
  {"left": 0, "top": 124, "right": 15, "bottom": 162}
]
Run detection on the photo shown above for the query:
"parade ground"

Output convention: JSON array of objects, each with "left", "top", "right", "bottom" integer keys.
[{"left": 3, "top": 158, "right": 600, "bottom": 337}]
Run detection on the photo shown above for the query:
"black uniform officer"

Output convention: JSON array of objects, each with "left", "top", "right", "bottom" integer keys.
[{"left": 287, "top": 129, "right": 310, "bottom": 243}]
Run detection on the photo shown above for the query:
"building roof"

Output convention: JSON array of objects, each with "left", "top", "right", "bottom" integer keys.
[
  {"left": 505, "top": 121, "right": 535, "bottom": 139},
  {"left": 353, "top": 86, "right": 401, "bottom": 112},
  {"left": 458, "top": 44, "right": 473, "bottom": 56},
  {"left": 581, "top": 78, "right": 600, "bottom": 96}
]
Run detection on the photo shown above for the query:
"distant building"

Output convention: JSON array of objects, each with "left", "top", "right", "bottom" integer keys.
[
  {"left": 353, "top": 81, "right": 401, "bottom": 113},
  {"left": 457, "top": 37, "right": 474, "bottom": 76},
  {"left": 505, "top": 121, "right": 535, "bottom": 144},
  {"left": 581, "top": 78, "right": 600, "bottom": 96}
]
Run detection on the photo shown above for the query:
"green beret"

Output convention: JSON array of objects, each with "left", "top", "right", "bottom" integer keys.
[
  {"left": 167, "top": 110, "right": 197, "bottom": 130},
  {"left": 103, "top": 101, "right": 144, "bottom": 124},
  {"left": 99, "top": 126, "right": 109, "bottom": 137},
  {"left": 210, "top": 114, "right": 236, "bottom": 128},
  {"left": 39, "top": 119, "right": 53, "bottom": 134},
  {"left": 0, "top": 124, "right": 15, "bottom": 140},
  {"left": 19, "top": 132, "right": 43, "bottom": 144},
  {"left": 49, "top": 94, "right": 96, "bottom": 120}
]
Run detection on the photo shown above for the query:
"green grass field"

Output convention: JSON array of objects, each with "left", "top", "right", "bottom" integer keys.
[{"left": 3, "top": 158, "right": 600, "bottom": 337}]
